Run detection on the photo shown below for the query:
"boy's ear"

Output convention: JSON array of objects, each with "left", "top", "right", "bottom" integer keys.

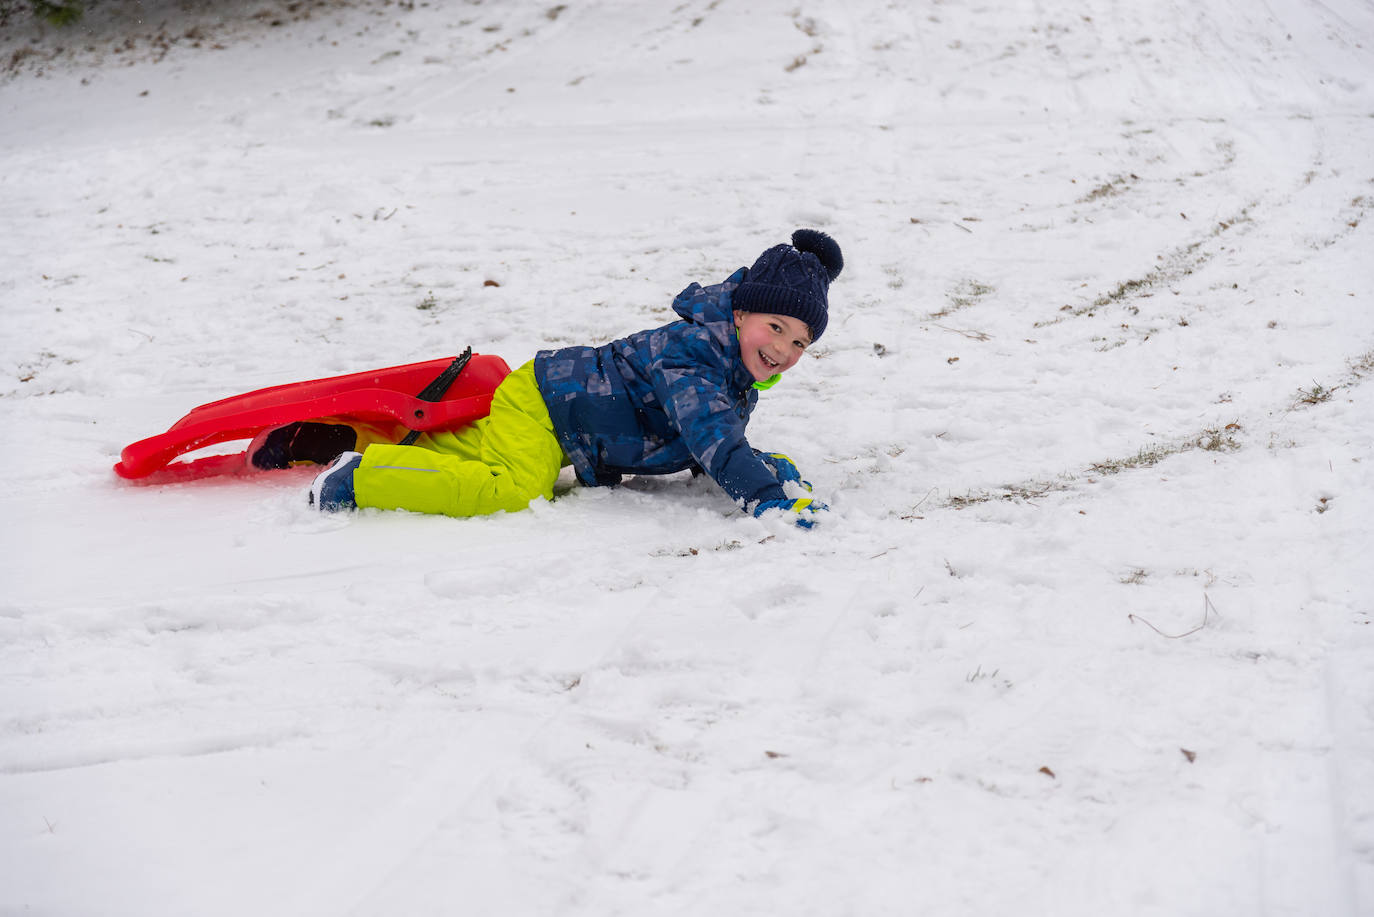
[{"left": 733, "top": 309, "right": 745, "bottom": 327}]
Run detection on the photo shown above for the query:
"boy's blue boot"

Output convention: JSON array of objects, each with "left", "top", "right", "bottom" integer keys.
[
  {"left": 249, "top": 422, "right": 358, "bottom": 470},
  {"left": 309, "top": 451, "right": 362, "bottom": 511}
]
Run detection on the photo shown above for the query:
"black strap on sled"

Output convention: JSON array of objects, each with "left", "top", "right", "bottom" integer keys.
[{"left": 398, "top": 347, "right": 473, "bottom": 446}]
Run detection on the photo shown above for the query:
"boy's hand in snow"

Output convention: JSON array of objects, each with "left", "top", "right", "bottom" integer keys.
[
  {"left": 755, "top": 451, "right": 812, "bottom": 492},
  {"left": 753, "top": 497, "right": 828, "bottom": 529}
]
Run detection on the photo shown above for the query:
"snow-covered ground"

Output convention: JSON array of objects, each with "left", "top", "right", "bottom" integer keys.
[{"left": 2, "top": 0, "right": 1372, "bottom": 913}]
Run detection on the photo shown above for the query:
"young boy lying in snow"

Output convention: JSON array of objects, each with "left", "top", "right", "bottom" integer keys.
[{"left": 251, "top": 229, "right": 843, "bottom": 528}]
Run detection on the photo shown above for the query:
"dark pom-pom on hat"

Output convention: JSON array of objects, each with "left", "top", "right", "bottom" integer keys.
[
  {"left": 733, "top": 228, "right": 844, "bottom": 341},
  {"left": 790, "top": 229, "right": 843, "bottom": 282}
]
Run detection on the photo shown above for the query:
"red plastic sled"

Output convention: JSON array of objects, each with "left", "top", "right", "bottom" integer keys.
[{"left": 114, "top": 352, "right": 511, "bottom": 480}]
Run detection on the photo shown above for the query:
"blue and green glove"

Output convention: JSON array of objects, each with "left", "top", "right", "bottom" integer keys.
[
  {"left": 755, "top": 450, "right": 812, "bottom": 492},
  {"left": 753, "top": 497, "right": 829, "bottom": 529},
  {"left": 753, "top": 452, "right": 826, "bottom": 527}
]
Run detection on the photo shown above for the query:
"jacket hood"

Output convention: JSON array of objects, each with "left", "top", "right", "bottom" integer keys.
[{"left": 671, "top": 267, "right": 746, "bottom": 344}]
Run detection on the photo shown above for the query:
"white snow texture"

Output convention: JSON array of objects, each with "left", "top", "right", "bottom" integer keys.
[{"left": 1, "top": 0, "right": 1372, "bottom": 914}]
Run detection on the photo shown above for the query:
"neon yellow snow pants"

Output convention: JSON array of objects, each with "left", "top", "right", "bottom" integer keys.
[{"left": 352, "top": 361, "right": 567, "bottom": 517}]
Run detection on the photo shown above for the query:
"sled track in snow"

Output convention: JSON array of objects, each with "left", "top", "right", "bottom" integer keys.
[{"left": 927, "top": 344, "right": 1374, "bottom": 513}]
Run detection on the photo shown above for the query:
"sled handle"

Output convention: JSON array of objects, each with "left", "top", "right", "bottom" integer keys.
[{"left": 398, "top": 347, "right": 473, "bottom": 446}]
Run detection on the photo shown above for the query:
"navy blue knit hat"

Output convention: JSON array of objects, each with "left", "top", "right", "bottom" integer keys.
[{"left": 733, "top": 229, "right": 844, "bottom": 341}]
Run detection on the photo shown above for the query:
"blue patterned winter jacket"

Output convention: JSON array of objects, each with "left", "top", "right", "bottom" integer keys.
[{"left": 533, "top": 268, "right": 786, "bottom": 508}]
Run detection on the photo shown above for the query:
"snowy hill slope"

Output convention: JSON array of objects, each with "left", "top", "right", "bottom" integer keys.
[{"left": 1, "top": 0, "right": 1372, "bottom": 914}]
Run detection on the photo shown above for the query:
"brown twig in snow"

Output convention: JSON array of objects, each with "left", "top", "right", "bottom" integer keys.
[{"left": 1129, "top": 594, "right": 1219, "bottom": 639}]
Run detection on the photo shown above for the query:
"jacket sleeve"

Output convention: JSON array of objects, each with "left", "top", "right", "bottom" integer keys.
[{"left": 651, "top": 328, "right": 787, "bottom": 508}]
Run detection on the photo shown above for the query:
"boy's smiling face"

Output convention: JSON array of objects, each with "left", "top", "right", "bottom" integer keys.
[{"left": 733, "top": 310, "right": 812, "bottom": 382}]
